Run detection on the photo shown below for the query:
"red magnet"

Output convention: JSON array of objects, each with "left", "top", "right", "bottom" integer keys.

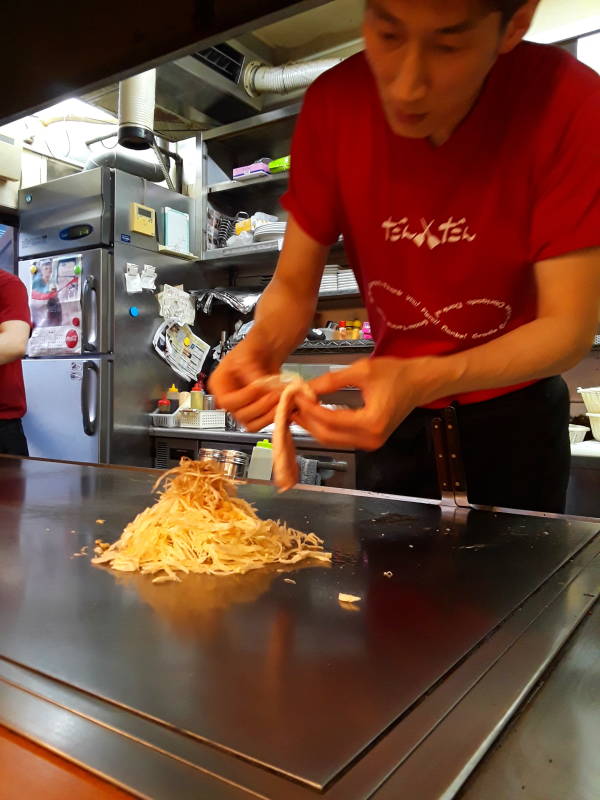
[
  {"left": 72, "top": 317, "right": 80, "bottom": 327},
  {"left": 65, "top": 329, "right": 79, "bottom": 349}
]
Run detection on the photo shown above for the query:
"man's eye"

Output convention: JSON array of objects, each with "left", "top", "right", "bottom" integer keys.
[
  {"left": 379, "top": 31, "right": 398, "bottom": 42},
  {"left": 435, "top": 43, "right": 461, "bottom": 53}
]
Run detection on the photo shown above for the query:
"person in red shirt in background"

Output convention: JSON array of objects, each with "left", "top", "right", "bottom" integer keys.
[
  {"left": 210, "top": 0, "right": 600, "bottom": 513},
  {"left": 0, "top": 271, "right": 31, "bottom": 456}
]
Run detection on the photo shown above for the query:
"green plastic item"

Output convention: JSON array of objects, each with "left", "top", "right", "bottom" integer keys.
[
  {"left": 268, "top": 156, "right": 290, "bottom": 173},
  {"left": 257, "top": 439, "right": 273, "bottom": 449}
]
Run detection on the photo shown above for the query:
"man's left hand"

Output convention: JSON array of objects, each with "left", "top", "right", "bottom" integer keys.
[{"left": 294, "top": 356, "right": 429, "bottom": 450}]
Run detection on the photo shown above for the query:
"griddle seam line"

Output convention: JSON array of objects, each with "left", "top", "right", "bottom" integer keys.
[{"left": 0, "top": 671, "right": 271, "bottom": 800}]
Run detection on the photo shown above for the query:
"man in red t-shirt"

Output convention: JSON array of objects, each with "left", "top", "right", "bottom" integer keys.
[
  {"left": 211, "top": 0, "right": 600, "bottom": 512},
  {"left": 0, "top": 271, "right": 31, "bottom": 456}
]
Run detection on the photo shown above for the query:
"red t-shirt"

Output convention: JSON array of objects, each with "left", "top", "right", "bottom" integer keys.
[
  {"left": 282, "top": 42, "right": 600, "bottom": 406},
  {"left": 0, "top": 271, "right": 31, "bottom": 419}
]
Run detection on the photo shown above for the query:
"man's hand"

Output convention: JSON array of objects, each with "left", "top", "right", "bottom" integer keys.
[
  {"left": 209, "top": 337, "right": 284, "bottom": 431},
  {"left": 294, "top": 357, "right": 428, "bottom": 450}
]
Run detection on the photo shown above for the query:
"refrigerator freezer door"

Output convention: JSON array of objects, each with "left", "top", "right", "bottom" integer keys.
[
  {"left": 21, "top": 358, "right": 111, "bottom": 463},
  {"left": 18, "top": 168, "right": 112, "bottom": 258},
  {"left": 19, "top": 249, "right": 113, "bottom": 355}
]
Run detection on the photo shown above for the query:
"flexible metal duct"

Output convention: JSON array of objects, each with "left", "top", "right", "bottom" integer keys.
[
  {"left": 118, "top": 69, "right": 156, "bottom": 150},
  {"left": 84, "top": 148, "right": 164, "bottom": 181},
  {"left": 243, "top": 58, "right": 342, "bottom": 97}
]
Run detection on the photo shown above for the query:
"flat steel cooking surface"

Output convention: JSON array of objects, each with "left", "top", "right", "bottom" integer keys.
[{"left": 0, "top": 457, "right": 597, "bottom": 788}]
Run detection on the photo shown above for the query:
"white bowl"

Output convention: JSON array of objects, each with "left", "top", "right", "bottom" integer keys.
[
  {"left": 577, "top": 387, "right": 600, "bottom": 413},
  {"left": 586, "top": 413, "right": 600, "bottom": 441}
]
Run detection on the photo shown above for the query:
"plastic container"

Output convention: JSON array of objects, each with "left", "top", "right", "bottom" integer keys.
[
  {"left": 178, "top": 409, "right": 226, "bottom": 429},
  {"left": 577, "top": 387, "right": 600, "bottom": 413},
  {"left": 586, "top": 413, "right": 600, "bottom": 441},
  {"left": 157, "top": 395, "right": 171, "bottom": 414},
  {"left": 247, "top": 440, "right": 273, "bottom": 480},
  {"left": 178, "top": 391, "right": 191, "bottom": 409},
  {"left": 569, "top": 424, "right": 589, "bottom": 444},
  {"left": 190, "top": 382, "right": 204, "bottom": 410},
  {"left": 167, "top": 384, "right": 179, "bottom": 414},
  {"left": 150, "top": 409, "right": 179, "bottom": 428}
]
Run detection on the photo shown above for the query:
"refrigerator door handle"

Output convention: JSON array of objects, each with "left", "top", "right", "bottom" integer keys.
[
  {"left": 82, "top": 275, "right": 98, "bottom": 352},
  {"left": 81, "top": 360, "right": 98, "bottom": 436}
]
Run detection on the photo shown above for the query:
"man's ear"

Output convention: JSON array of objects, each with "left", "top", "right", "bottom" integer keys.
[{"left": 498, "top": 0, "right": 540, "bottom": 54}]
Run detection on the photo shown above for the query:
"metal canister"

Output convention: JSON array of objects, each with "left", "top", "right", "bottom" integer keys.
[
  {"left": 197, "top": 448, "right": 224, "bottom": 469},
  {"left": 220, "top": 450, "right": 248, "bottom": 479},
  {"left": 203, "top": 394, "right": 216, "bottom": 411}
]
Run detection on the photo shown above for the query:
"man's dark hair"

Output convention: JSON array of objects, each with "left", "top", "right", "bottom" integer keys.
[{"left": 485, "top": 1, "right": 529, "bottom": 24}]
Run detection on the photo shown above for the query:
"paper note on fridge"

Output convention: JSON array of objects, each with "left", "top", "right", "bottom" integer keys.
[
  {"left": 152, "top": 320, "right": 209, "bottom": 381},
  {"left": 157, "top": 283, "right": 196, "bottom": 325},
  {"left": 125, "top": 263, "right": 143, "bottom": 294}
]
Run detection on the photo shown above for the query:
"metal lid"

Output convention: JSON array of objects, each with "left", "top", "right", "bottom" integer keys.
[
  {"left": 220, "top": 449, "right": 248, "bottom": 464},
  {"left": 197, "top": 448, "right": 223, "bottom": 460}
]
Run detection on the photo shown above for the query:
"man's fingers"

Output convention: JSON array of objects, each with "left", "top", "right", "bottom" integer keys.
[
  {"left": 295, "top": 396, "right": 365, "bottom": 431},
  {"left": 227, "top": 389, "right": 280, "bottom": 422},
  {"left": 307, "top": 363, "right": 365, "bottom": 396},
  {"left": 219, "top": 383, "right": 278, "bottom": 414}
]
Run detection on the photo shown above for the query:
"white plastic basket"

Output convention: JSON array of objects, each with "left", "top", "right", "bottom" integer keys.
[
  {"left": 586, "top": 413, "right": 600, "bottom": 441},
  {"left": 577, "top": 387, "right": 600, "bottom": 413},
  {"left": 150, "top": 409, "right": 179, "bottom": 428},
  {"left": 569, "top": 424, "right": 588, "bottom": 444},
  {"left": 178, "top": 409, "right": 226, "bottom": 429}
]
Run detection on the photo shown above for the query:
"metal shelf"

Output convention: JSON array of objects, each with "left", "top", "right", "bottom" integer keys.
[
  {"left": 318, "top": 289, "right": 361, "bottom": 301},
  {"left": 207, "top": 172, "right": 288, "bottom": 194},
  {"left": 201, "top": 238, "right": 348, "bottom": 269}
]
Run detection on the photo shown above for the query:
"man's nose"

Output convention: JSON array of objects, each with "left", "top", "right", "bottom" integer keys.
[{"left": 388, "top": 44, "right": 428, "bottom": 104}]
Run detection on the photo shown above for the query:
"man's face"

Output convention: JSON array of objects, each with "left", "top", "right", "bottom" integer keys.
[{"left": 363, "top": 0, "right": 512, "bottom": 144}]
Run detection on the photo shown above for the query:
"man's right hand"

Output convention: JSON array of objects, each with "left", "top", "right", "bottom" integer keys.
[{"left": 209, "top": 337, "right": 282, "bottom": 432}]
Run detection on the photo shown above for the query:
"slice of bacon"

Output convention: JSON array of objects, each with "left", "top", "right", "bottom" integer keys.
[{"left": 272, "top": 379, "right": 315, "bottom": 492}]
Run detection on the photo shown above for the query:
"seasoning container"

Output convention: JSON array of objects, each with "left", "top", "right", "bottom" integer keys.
[
  {"left": 157, "top": 395, "right": 171, "bottom": 414},
  {"left": 203, "top": 394, "right": 216, "bottom": 411},
  {"left": 247, "top": 440, "right": 273, "bottom": 480},
  {"left": 197, "top": 448, "right": 223, "bottom": 469},
  {"left": 220, "top": 450, "right": 249, "bottom": 479},
  {"left": 361, "top": 321, "right": 372, "bottom": 340},
  {"left": 190, "top": 382, "right": 204, "bottom": 410},
  {"left": 178, "top": 391, "right": 191, "bottom": 409},
  {"left": 166, "top": 383, "right": 179, "bottom": 413}
]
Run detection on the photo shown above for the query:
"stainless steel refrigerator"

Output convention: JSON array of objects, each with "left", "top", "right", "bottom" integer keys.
[{"left": 18, "top": 167, "right": 207, "bottom": 466}]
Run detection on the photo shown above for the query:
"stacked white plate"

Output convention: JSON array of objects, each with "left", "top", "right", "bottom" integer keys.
[{"left": 253, "top": 222, "right": 287, "bottom": 242}]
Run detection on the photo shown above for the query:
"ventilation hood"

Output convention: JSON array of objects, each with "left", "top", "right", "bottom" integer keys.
[{"left": 83, "top": 0, "right": 363, "bottom": 136}]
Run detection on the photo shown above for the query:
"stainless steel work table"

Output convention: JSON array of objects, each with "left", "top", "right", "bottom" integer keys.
[{"left": 0, "top": 455, "right": 597, "bottom": 798}]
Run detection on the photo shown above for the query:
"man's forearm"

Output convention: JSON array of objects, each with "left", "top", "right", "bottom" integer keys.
[
  {"left": 414, "top": 317, "right": 593, "bottom": 405},
  {"left": 249, "top": 276, "right": 319, "bottom": 367},
  {"left": 0, "top": 335, "right": 27, "bottom": 366}
]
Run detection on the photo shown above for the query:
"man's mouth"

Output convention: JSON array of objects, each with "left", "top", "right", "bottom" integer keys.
[{"left": 393, "top": 110, "right": 428, "bottom": 126}]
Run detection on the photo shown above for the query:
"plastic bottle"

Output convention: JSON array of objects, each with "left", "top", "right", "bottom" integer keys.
[
  {"left": 167, "top": 383, "right": 179, "bottom": 413},
  {"left": 190, "top": 381, "right": 204, "bottom": 410},
  {"left": 247, "top": 440, "right": 273, "bottom": 480},
  {"left": 157, "top": 395, "right": 171, "bottom": 414},
  {"left": 337, "top": 321, "right": 347, "bottom": 341},
  {"left": 361, "top": 321, "right": 372, "bottom": 340}
]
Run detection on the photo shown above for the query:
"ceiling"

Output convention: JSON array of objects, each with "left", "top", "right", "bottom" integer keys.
[{"left": 83, "top": 0, "right": 364, "bottom": 138}]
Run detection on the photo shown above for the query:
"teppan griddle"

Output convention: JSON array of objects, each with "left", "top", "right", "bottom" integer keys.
[{"left": 0, "top": 456, "right": 597, "bottom": 798}]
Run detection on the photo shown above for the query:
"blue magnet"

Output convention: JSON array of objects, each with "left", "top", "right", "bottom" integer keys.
[{"left": 129, "top": 306, "right": 140, "bottom": 318}]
